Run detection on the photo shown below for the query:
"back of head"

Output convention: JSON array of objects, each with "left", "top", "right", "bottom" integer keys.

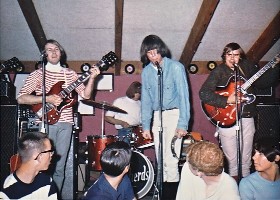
[
  {"left": 126, "top": 81, "right": 142, "bottom": 99},
  {"left": 18, "top": 132, "right": 48, "bottom": 162},
  {"left": 100, "top": 141, "right": 132, "bottom": 177},
  {"left": 140, "top": 34, "right": 171, "bottom": 65},
  {"left": 254, "top": 137, "right": 280, "bottom": 165},
  {"left": 187, "top": 141, "right": 224, "bottom": 176}
]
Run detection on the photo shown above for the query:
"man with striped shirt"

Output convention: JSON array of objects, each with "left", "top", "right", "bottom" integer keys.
[{"left": 17, "top": 39, "right": 100, "bottom": 196}]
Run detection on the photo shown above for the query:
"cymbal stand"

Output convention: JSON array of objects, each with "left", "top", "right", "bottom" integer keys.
[
  {"left": 101, "top": 101, "right": 106, "bottom": 138},
  {"left": 40, "top": 55, "right": 48, "bottom": 134}
]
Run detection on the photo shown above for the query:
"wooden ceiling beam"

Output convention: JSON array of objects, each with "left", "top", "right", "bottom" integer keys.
[
  {"left": 17, "top": 0, "right": 47, "bottom": 52},
  {"left": 115, "top": 0, "right": 124, "bottom": 76},
  {"left": 246, "top": 11, "right": 280, "bottom": 63},
  {"left": 179, "top": 0, "right": 219, "bottom": 67}
]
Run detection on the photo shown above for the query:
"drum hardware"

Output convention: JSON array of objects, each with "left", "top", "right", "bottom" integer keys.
[
  {"left": 131, "top": 126, "right": 154, "bottom": 149},
  {"left": 171, "top": 132, "right": 203, "bottom": 161},
  {"left": 86, "top": 135, "right": 116, "bottom": 171},
  {"left": 81, "top": 100, "right": 127, "bottom": 138}
]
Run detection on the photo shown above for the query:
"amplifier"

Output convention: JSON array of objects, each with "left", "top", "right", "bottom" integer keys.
[{"left": 255, "top": 104, "right": 280, "bottom": 142}]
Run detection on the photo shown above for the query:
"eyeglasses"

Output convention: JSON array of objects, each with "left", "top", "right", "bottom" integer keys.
[
  {"left": 34, "top": 149, "right": 54, "bottom": 160},
  {"left": 226, "top": 53, "right": 240, "bottom": 57}
]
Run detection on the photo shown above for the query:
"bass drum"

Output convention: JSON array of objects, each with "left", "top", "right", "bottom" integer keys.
[{"left": 129, "top": 150, "right": 154, "bottom": 199}]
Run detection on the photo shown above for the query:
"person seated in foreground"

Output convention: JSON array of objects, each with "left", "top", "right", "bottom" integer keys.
[
  {"left": 0, "top": 132, "right": 57, "bottom": 199},
  {"left": 83, "top": 141, "right": 136, "bottom": 200},
  {"left": 239, "top": 137, "right": 280, "bottom": 200},
  {"left": 176, "top": 140, "right": 240, "bottom": 200}
]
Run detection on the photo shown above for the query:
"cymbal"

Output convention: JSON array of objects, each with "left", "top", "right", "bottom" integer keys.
[{"left": 81, "top": 100, "right": 127, "bottom": 114}]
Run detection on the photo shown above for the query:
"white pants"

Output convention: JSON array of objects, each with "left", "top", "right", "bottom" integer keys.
[
  {"left": 152, "top": 109, "right": 182, "bottom": 182},
  {"left": 219, "top": 117, "right": 255, "bottom": 177}
]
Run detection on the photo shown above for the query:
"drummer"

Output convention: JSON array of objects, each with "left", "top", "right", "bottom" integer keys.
[{"left": 105, "top": 81, "right": 142, "bottom": 145}]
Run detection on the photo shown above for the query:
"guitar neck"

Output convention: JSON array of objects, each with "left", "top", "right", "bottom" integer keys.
[
  {"left": 58, "top": 59, "right": 107, "bottom": 98},
  {"left": 241, "top": 54, "right": 280, "bottom": 91}
]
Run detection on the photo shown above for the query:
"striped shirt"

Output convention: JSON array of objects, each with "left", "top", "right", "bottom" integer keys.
[
  {"left": 18, "top": 68, "right": 85, "bottom": 123},
  {"left": 0, "top": 172, "right": 58, "bottom": 200}
]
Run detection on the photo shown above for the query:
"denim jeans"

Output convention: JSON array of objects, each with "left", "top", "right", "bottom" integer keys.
[
  {"left": 117, "top": 128, "right": 132, "bottom": 145},
  {"left": 39, "top": 122, "right": 72, "bottom": 193}
]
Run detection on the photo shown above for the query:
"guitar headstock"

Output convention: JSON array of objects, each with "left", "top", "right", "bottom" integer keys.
[
  {"left": 0, "top": 57, "right": 24, "bottom": 73},
  {"left": 98, "top": 51, "right": 118, "bottom": 72}
]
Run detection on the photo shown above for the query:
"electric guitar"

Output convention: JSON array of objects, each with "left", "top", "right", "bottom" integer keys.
[
  {"left": 201, "top": 53, "right": 280, "bottom": 128},
  {"left": 0, "top": 57, "right": 23, "bottom": 73},
  {"left": 31, "top": 51, "right": 118, "bottom": 125}
]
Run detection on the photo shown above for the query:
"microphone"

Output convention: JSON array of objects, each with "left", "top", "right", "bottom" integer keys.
[{"left": 40, "top": 50, "right": 48, "bottom": 58}]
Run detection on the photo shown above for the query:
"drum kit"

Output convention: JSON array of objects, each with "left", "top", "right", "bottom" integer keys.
[
  {"left": 82, "top": 100, "right": 155, "bottom": 199},
  {"left": 82, "top": 100, "right": 203, "bottom": 199}
]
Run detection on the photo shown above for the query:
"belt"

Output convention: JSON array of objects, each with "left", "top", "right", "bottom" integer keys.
[{"left": 162, "top": 108, "right": 178, "bottom": 111}]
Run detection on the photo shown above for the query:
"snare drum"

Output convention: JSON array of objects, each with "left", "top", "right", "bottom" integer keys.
[
  {"left": 129, "top": 150, "right": 154, "bottom": 199},
  {"left": 87, "top": 135, "right": 116, "bottom": 171},
  {"left": 132, "top": 126, "right": 154, "bottom": 149}
]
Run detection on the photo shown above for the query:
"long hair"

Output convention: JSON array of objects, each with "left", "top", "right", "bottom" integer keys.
[
  {"left": 221, "top": 42, "right": 246, "bottom": 62},
  {"left": 254, "top": 137, "right": 280, "bottom": 165},
  {"left": 140, "top": 34, "right": 171, "bottom": 65},
  {"left": 126, "top": 81, "right": 141, "bottom": 99},
  {"left": 44, "top": 39, "right": 67, "bottom": 65}
]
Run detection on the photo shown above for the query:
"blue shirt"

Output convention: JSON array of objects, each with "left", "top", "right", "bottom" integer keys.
[
  {"left": 83, "top": 174, "right": 135, "bottom": 200},
  {"left": 239, "top": 171, "right": 280, "bottom": 200},
  {"left": 141, "top": 57, "right": 190, "bottom": 131}
]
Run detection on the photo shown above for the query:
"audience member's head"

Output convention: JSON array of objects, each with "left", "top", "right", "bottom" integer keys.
[
  {"left": 253, "top": 137, "right": 280, "bottom": 168},
  {"left": 18, "top": 132, "right": 54, "bottom": 171},
  {"left": 100, "top": 141, "right": 132, "bottom": 177},
  {"left": 187, "top": 141, "right": 224, "bottom": 176}
]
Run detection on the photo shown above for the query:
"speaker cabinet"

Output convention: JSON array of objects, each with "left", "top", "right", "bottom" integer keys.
[
  {"left": 0, "top": 104, "right": 18, "bottom": 182},
  {"left": 254, "top": 104, "right": 280, "bottom": 142}
]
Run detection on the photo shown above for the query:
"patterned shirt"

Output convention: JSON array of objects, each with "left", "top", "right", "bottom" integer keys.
[
  {"left": 18, "top": 68, "right": 85, "bottom": 123},
  {"left": 0, "top": 172, "right": 57, "bottom": 200}
]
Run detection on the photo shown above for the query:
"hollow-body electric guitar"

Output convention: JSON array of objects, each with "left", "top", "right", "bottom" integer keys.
[
  {"left": 201, "top": 53, "right": 280, "bottom": 128},
  {"left": 31, "top": 51, "right": 117, "bottom": 125}
]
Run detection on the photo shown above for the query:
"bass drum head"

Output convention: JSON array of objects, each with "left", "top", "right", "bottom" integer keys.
[{"left": 129, "top": 150, "right": 154, "bottom": 199}]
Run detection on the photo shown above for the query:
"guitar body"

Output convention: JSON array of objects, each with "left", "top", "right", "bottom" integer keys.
[
  {"left": 10, "top": 154, "right": 21, "bottom": 173},
  {"left": 31, "top": 81, "right": 76, "bottom": 125},
  {"left": 201, "top": 77, "right": 244, "bottom": 128}
]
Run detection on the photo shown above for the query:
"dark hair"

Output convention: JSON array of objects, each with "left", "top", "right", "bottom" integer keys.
[
  {"left": 140, "top": 34, "right": 171, "bottom": 65},
  {"left": 254, "top": 137, "right": 280, "bottom": 164},
  {"left": 100, "top": 141, "right": 132, "bottom": 177},
  {"left": 187, "top": 141, "right": 224, "bottom": 176},
  {"left": 44, "top": 39, "right": 67, "bottom": 65},
  {"left": 126, "top": 81, "right": 141, "bottom": 99},
  {"left": 18, "top": 132, "right": 49, "bottom": 162},
  {"left": 221, "top": 42, "right": 246, "bottom": 61}
]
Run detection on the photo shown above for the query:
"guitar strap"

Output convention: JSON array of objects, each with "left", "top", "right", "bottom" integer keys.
[{"left": 238, "top": 65, "right": 246, "bottom": 77}]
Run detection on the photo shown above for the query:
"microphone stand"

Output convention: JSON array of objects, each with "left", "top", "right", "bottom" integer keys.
[
  {"left": 155, "top": 61, "right": 163, "bottom": 199},
  {"left": 233, "top": 63, "right": 242, "bottom": 183},
  {"left": 40, "top": 53, "right": 48, "bottom": 133}
]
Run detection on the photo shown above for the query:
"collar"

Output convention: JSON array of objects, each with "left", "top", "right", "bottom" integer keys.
[{"left": 46, "top": 62, "right": 63, "bottom": 72}]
